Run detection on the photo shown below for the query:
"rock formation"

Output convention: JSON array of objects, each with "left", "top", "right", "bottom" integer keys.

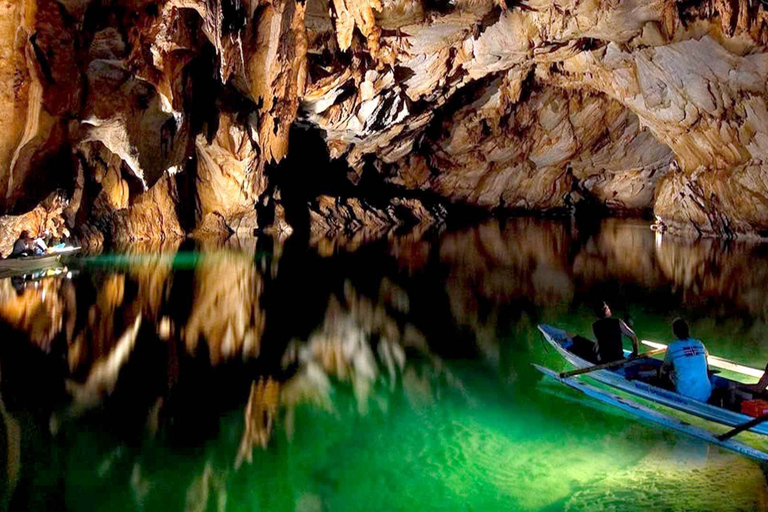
[{"left": 0, "top": 0, "right": 767, "bottom": 245}]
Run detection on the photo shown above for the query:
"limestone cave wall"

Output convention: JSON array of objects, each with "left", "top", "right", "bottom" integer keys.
[{"left": 0, "top": 0, "right": 767, "bottom": 249}]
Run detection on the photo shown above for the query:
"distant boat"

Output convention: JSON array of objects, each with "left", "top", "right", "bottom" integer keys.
[
  {"left": 535, "top": 324, "right": 768, "bottom": 461},
  {"left": 0, "top": 246, "right": 80, "bottom": 278}
]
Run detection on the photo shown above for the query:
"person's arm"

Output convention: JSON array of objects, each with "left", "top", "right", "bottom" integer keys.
[
  {"left": 619, "top": 320, "right": 639, "bottom": 357},
  {"left": 33, "top": 238, "right": 47, "bottom": 254},
  {"left": 659, "top": 344, "right": 673, "bottom": 378},
  {"left": 744, "top": 362, "right": 768, "bottom": 394}
]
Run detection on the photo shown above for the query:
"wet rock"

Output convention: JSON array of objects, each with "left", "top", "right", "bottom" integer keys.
[
  {"left": 0, "top": 0, "right": 767, "bottom": 240},
  {"left": 194, "top": 113, "right": 264, "bottom": 235},
  {"left": 246, "top": 0, "right": 309, "bottom": 163},
  {"left": 109, "top": 174, "right": 185, "bottom": 244},
  {"left": 302, "top": 1, "right": 768, "bottom": 237},
  {"left": 654, "top": 163, "right": 768, "bottom": 239}
]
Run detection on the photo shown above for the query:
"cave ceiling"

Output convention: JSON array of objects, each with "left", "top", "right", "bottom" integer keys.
[{"left": 0, "top": 0, "right": 767, "bottom": 249}]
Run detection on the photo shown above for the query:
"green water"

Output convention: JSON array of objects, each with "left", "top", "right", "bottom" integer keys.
[{"left": 3, "top": 218, "right": 768, "bottom": 511}]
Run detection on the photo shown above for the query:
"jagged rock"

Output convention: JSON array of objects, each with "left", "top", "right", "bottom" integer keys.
[
  {"left": 0, "top": 0, "right": 767, "bottom": 240},
  {"left": 654, "top": 163, "right": 768, "bottom": 239},
  {"left": 81, "top": 60, "right": 187, "bottom": 190},
  {"left": 260, "top": 188, "right": 294, "bottom": 240},
  {"left": 110, "top": 174, "right": 185, "bottom": 243},
  {"left": 246, "top": 0, "right": 309, "bottom": 163},
  {"left": 191, "top": 212, "right": 235, "bottom": 238},
  {"left": 330, "top": 0, "right": 382, "bottom": 55},
  {"left": 0, "top": 0, "right": 73, "bottom": 214},
  {"left": 308, "top": 195, "right": 446, "bottom": 252},
  {"left": 385, "top": 83, "right": 674, "bottom": 212},
  {"left": 195, "top": 113, "right": 264, "bottom": 235},
  {"left": 302, "top": 0, "right": 768, "bottom": 237}
]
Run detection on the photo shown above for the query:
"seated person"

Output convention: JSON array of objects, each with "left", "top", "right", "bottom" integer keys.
[
  {"left": 11, "top": 231, "right": 46, "bottom": 257},
  {"left": 592, "top": 302, "right": 639, "bottom": 363},
  {"left": 660, "top": 318, "right": 712, "bottom": 402}
]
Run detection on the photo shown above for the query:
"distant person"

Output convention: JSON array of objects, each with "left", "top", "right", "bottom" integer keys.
[
  {"left": 11, "top": 231, "right": 47, "bottom": 257},
  {"left": 592, "top": 302, "right": 639, "bottom": 363},
  {"left": 660, "top": 318, "right": 712, "bottom": 402}
]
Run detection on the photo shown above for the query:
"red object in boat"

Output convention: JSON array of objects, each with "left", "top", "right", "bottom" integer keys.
[{"left": 741, "top": 399, "right": 768, "bottom": 418}]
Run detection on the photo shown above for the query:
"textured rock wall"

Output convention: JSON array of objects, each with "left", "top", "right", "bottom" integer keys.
[
  {"left": 0, "top": 0, "right": 766, "bottom": 245},
  {"left": 303, "top": 0, "right": 768, "bottom": 235}
]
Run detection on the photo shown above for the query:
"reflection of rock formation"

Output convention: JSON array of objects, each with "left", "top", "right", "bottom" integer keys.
[
  {"left": 439, "top": 218, "right": 575, "bottom": 321},
  {"left": 425, "top": 219, "right": 768, "bottom": 349},
  {"left": 6, "top": 217, "right": 768, "bottom": 440},
  {"left": 236, "top": 378, "right": 280, "bottom": 467},
  {"left": 258, "top": 289, "right": 411, "bottom": 454},
  {"left": 0, "top": 276, "right": 73, "bottom": 353},
  {"left": 0, "top": 391, "right": 21, "bottom": 511},
  {"left": 183, "top": 252, "right": 265, "bottom": 365},
  {"left": 236, "top": 276, "right": 463, "bottom": 463},
  {"left": 654, "top": 236, "right": 768, "bottom": 318},
  {"left": 7, "top": 218, "right": 768, "bottom": 509},
  {"left": 572, "top": 219, "right": 666, "bottom": 289},
  {"left": 66, "top": 315, "right": 142, "bottom": 415},
  {"left": 308, "top": 195, "right": 447, "bottom": 256}
]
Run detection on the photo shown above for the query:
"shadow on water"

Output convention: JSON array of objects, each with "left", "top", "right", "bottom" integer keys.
[{"left": 3, "top": 218, "right": 768, "bottom": 510}]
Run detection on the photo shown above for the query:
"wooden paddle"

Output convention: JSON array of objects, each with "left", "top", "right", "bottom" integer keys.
[
  {"left": 558, "top": 347, "right": 667, "bottom": 379},
  {"left": 717, "top": 412, "right": 768, "bottom": 441}
]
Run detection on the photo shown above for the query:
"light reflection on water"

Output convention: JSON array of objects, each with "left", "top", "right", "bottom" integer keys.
[{"left": 2, "top": 218, "right": 768, "bottom": 510}]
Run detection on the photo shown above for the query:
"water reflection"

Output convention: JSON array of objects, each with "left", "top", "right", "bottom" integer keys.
[{"left": 2, "top": 218, "right": 768, "bottom": 510}]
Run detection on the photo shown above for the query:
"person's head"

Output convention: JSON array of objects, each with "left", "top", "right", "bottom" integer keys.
[
  {"left": 595, "top": 301, "right": 612, "bottom": 319},
  {"left": 10, "top": 276, "right": 25, "bottom": 294},
  {"left": 672, "top": 318, "right": 690, "bottom": 340},
  {"left": 19, "top": 230, "right": 30, "bottom": 240}
]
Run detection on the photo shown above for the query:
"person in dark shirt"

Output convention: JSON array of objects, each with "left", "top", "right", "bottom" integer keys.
[
  {"left": 592, "top": 302, "right": 639, "bottom": 363},
  {"left": 11, "top": 231, "right": 47, "bottom": 257}
]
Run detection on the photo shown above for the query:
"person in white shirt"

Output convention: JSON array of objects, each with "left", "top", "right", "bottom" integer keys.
[{"left": 660, "top": 318, "right": 712, "bottom": 402}]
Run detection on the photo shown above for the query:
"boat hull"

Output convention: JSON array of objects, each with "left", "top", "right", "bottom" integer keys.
[
  {"left": 0, "top": 254, "right": 63, "bottom": 277},
  {"left": 534, "top": 364, "right": 768, "bottom": 463}
]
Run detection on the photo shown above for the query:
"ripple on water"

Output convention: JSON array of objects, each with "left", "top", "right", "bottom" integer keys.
[{"left": 564, "top": 447, "right": 768, "bottom": 511}]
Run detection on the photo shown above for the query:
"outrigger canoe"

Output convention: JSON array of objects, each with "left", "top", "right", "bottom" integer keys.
[
  {"left": 0, "top": 247, "right": 80, "bottom": 279},
  {"left": 534, "top": 365, "right": 768, "bottom": 462},
  {"left": 535, "top": 324, "right": 768, "bottom": 461}
]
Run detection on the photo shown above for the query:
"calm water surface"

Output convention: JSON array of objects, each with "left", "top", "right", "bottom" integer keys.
[{"left": 3, "top": 218, "right": 768, "bottom": 511}]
